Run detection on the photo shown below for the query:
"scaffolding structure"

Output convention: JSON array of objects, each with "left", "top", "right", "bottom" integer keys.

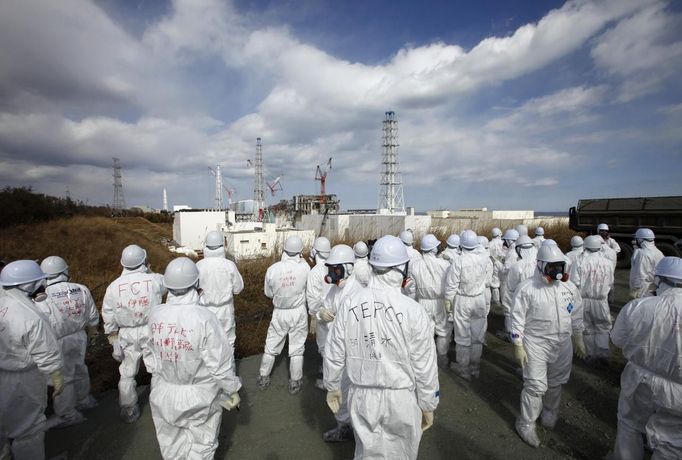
[
  {"left": 253, "top": 138, "right": 265, "bottom": 221},
  {"left": 378, "top": 111, "right": 405, "bottom": 214},
  {"left": 112, "top": 157, "right": 126, "bottom": 213}
]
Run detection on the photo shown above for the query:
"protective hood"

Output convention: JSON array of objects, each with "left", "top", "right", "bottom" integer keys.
[
  {"left": 517, "top": 246, "right": 537, "bottom": 260},
  {"left": 47, "top": 273, "right": 69, "bottom": 286},
  {"left": 203, "top": 247, "right": 225, "bottom": 258},
  {"left": 169, "top": 289, "right": 201, "bottom": 305},
  {"left": 315, "top": 254, "right": 328, "bottom": 265},
  {"left": 122, "top": 265, "right": 150, "bottom": 276},
  {"left": 640, "top": 240, "right": 656, "bottom": 250},
  {"left": 372, "top": 268, "right": 404, "bottom": 290},
  {"left": 281, "top": 252, "right": 302, "bottom": 262}
]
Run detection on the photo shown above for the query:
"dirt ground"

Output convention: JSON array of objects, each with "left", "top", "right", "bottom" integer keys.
[{"left": 43, "top": 268, "right": 635, "bottom": 460}]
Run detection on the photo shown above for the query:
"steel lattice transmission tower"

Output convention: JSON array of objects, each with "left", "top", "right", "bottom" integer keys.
[
  {"left": 112, "top": 157, "right": 126, "bottom": 212},
  {"left": 378, "top": 111, "right": 405, "bottom": 214},
  {"left": 253, "top": 137, "right": 265, "bottom": 221}
]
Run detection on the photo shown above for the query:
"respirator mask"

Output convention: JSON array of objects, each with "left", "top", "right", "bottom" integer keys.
[
  {"left": 325, "top": 264, "right": 353, "bottom": 286},
  {"left": 539, "top": 261, "right": 568, "bottom": 283}
]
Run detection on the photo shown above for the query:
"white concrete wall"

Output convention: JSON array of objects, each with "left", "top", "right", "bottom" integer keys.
[
  {"left": 297, "top": 214, "right": 431, "bottom": 241},
  {"left": 492, "top": 210, "right": 534, "bottom": 220},
  {"left": 224, "top": 224, "right": 316, "bottom": 260},
  {"left": 173, "top": 211, "right": 226, "bottom": 250}
]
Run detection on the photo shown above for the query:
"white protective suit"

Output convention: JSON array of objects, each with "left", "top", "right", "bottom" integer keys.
[
  {"left": 324, "top": 271, "right": 439, "bottom": 460},
  {"left": 0, "top": 289, "right": 63, "bottom": 460},
  {"left": 566, "top": 247, "right": 584, "bottom": 269},
  {"left": 502, "top": 246, "right": 537, "bottom": 318},
  {"left": 143, "top": 289, "right": 241, "bottom": 460},
  {"left": 36, "top": 275, "right": 100, "bottom": 423},
  {"left": 445, "top": 248, "right": 492, "bottom": 378},
  {"left": 532, "top": 236, "right": 545, "bottom": 249},
  {"left": 410, "top": 251, "right": 452, "bottom": 363},
  {"left": 439, "top": 246, "right": 460, "bottom": 263},
  {"left": 102, "top": 266, "right": 166, "bottom": 417},
  {"left": 571, "top": 251, "right": 614, "bottom": 360},
  {"left": 489, "top": 239, "right": 506, "bottom": 305},
  {"left": 259, "top": 253, "right": 310, "bottom": 382},
  {"left": 321, "top": 275, "right": 362, "bottom": 430},
  {"left": 196, "top": 247, "right": 244, "bottom": 371},
  {"left": 629, "top": 241, "right": 664, "bottom": 298},
  {"left": 604, "top": 236, "right": 621, "bottom": 254},
  {"left": 405, "top": 245, "right": 422, "bottom": 264},
  {"left": 511, "top": 273, "right": 584, "bottom": 435},
  {"left": 489, "top": 236, "right": 506, "bottom": 262},
  {"left": 353, "top": 257, "right": 371, "bottom": 287},
  {"left": 499, "top": 242, "right": 518, "bottom": 330},
  {"left": 611, "top": 286, "right": 682, "bottom": 460},
  {"left": 306, "top": 254, "right": 332, "bottom": 356}
]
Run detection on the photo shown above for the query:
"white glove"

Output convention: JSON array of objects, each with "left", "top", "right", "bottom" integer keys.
[
  {"left": 444, "top": 299, "right": 452, "bottom": 313},
  {"left": 220, "top": 392, "right": 241, "bottom": 411},
  {"left": 326, "top": 389, "right": 342, "bottom": 414},
  {"left": 421, "top": 411, "right": 434, "bottom": 432},
  {"left": 308, "top": 315, "right": 317, "bottom": 335},
  {"left": 107, "top": 331, "right": 118, "bottom": 345},
  {"left": 629, "top": 289, "right": 640, "bottom": 299},
  {"left": 513, "top": 342, "right": 528, "bottom": 369},
  {"left": 572, "top": 333, "right": 587, "bottom": 360},
  {"left": 51, "top": 370, "right": 65, "bottom": 396},
  {"left": 319, "top": 307, "right": 336, "bottom": 323}
]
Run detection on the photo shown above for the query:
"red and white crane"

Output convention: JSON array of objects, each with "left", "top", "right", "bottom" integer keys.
[{"left": 315, "top": 157, "right": 332, "bottom": 205}]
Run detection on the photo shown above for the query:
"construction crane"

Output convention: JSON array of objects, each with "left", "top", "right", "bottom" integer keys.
[
  {"left": 315, "top": 157, "right": 332, "bottom": 206},
  {"left": 266, "top": 176, "right": 283, "bottom": 196},
  {"left": 223, "top": 184, "right": 237, "bottom": 207}
]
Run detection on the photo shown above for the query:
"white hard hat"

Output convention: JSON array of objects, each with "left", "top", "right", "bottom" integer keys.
[
  {"left": 598, "top": 223, "right": 609, "bottom": 232},
  {"left": 502, "top": 229, "right": 519, "bottom": 241},
  {"left": 399, "top": 230, "right": 414, "bottom": 246},
  {"left": 205, "top": 230, "right": 224, "bottom": 249},
  {"left": 491, "top": 227, "right": 502, "bottom": 238},
  {"left": 369, "top": 235, "right": 409, "bottom": 268},
  {"left": 460, "top": 230, "right": 479, "bottom": 250},
  {"left": 0, "top": 260, "right": 47, "bottom": 286},
  {"left": 477, "top": 236, "right": 489, "bottom": 249},
  {"left": 284, "top": 236, "right": 304, "bottom": 254},
  {"left": 535, "top": 227, "right": 545, "bottom": 236},
  {"left": 313, "top": 237, "right": 331, "bottom": 256},
  {"left": 635, "top": 228, "right": 655, "bottom": 240},
  {"left": 655, "top": 257, "right": 682, "bottom": 281},
  {"left": 570, "top": 236, "right": 584, "bottom": 248},
  {"left": 164, "top": 257, "right": 199, "bottom": 290},
  {"left": 537, "top": 244, "right": 565, "bottom": 263},
  {"left": 40, "top": 256, "right": 68, "bottom": 277},
  {"left": 446, "top": 234, "right": 460, "bottom": 248},
  {"left": 121, "top": 245, "right": 147, "bottom": 269},
  {"left": 515, "top": 235, "right": 534, "bottom": 248},
  {"left": 420, "top": 234, "right": 440, "bottom": 252},
  {"left": 515, "top": 224, "right": 528, "bottom": 236},
  {"left": 353, "top": 241, "right": 369, "bottom": 258},
  {"left": 584, "top": 235, "right": 603, "bottom": 251},
  {"left": 326, "top": 244, "right": 355, "bottom": 266},
  {"left": 542, "top": 239, "right": 558, "bottom": 247}
]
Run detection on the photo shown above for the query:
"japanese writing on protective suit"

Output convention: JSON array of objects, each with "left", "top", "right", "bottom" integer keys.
[{"left": 150, "top": 321, "right": 195, "bottom": 362}]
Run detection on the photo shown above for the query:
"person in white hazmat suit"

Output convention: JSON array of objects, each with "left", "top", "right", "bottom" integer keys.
[
  {"left": 0, "top": 260, "right": 64, "bottom": 460},
  {"left": 411, "top": 234, "right": 452, "bottom": 369},
  {"left": 317, "top": 244, "right": 362, "bottom": 443},
  {"left": 502, "top": 236, "right": 537, "bottom": 324},
  {"left": 610, "top": 256, "right": 682, "bottom": 460},
  {"left": 36, "top": 256, "right": 99, "bottom": 429},
  {"left": 489, "top": 228, "right": 505, "bottom": 305},
  {"left": 477, "top": 236, "right": 494, "bottom": 311},
  {"left": 196, "top": 231, "right": 244, "bottom": 374},
  {"left": 102, "top": 244, "right": 167, "bottom": 423},
  {"left": 258, "top": 235, "right": 311, "bottom": 394},
  {"left": 445, "top": 230, "right": 492, "bottom": 380},
  {"left": 324, "top": 235, "right": 439, "bottom": 460},
  {"left": 532, "top": 227, "right": 546, "bottom": 249},
  {"left": 598, "top": 223, "right": 621, "bottom": 255},
  {"left": 629, "top": 228, "right": 664, "bottom": 299},
  {"left": 143, "top": 257, "right": 241, "bottom": 460},
  {"left": 497, "top": 228, "right": 520, "bottom": 339},
  {"left": 306, "top": 236, "right": 332, "bottom": 358},
  {"left": 352, "top": 241, "right": 371, "bottom": 287},
  {"left": 400, "top": 229, "right": 422, "bottom": 264},
  {"left": 510, "top": 244, "right": 586, "bottom": 447},
  {"left": 439, "top": 234, "right": 461, "bottom": 263},
  {"left": 566, "top": 236, "right": 584, "bottom": 268},
  {"left": 570, "top": 236, "right": 615, "bottom": 365}
]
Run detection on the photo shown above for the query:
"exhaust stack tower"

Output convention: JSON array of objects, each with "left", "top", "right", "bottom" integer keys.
[{"left": 378, "top": 111, "right": 405, "bottom": 214}]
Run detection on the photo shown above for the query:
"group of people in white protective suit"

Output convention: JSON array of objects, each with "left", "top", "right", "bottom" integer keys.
[
  {"left": 2, "top": 221, "right": 679, "bottom": 460},
  {"left": 1, "top": 257, "right": 99, "bottom": 460}
]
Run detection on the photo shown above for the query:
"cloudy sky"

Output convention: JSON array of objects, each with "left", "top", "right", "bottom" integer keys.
[{"left": 0, "top": 0, "right": 680, "bottom": 212}]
